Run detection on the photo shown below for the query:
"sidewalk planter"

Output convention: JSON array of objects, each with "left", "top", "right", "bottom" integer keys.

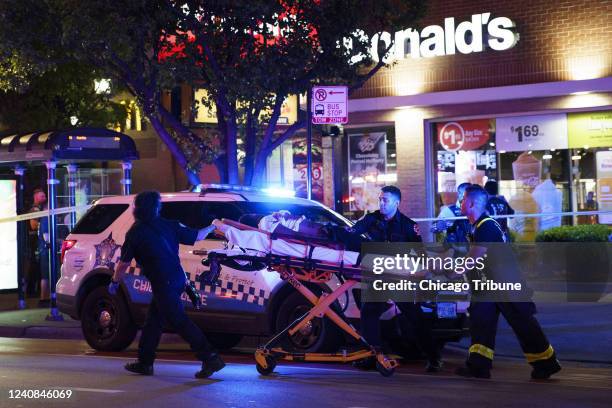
[{"left": 536, "top": 225, "right": 612, "bottom": 302}]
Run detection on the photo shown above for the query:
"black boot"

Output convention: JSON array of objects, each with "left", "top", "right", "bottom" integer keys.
[
  {"left": 531, "top": 358, "right": 562, "bottom": 379},
  {"left": 195, "top": 353, "right": 226, "bottom": 379},
  {"left": 124, "top": 361, "right": 154, "bottom": 376}
]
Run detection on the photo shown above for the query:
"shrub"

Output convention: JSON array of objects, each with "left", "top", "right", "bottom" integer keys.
[{"left": 535, "top": 224, "right": 612, "bottom": 242}]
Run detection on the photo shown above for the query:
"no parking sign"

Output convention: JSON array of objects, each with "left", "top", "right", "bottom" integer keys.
[{"left": 311, "top": 86, "right": 348, "bottom": 124}]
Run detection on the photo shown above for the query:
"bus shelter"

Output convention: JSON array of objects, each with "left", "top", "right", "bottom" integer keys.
[{"left": 0, "top": 127, "right": 138, "bottom": 317}]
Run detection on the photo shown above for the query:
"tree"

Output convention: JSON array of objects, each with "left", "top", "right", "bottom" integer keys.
[
  {"left": 0, "top": 0, "right": 426, "bottom": 187},
  {"left": 0, "top": 62, "right": 127, "bottom": 133},
  {"left": 0, "top": 0, "right": 212, "bottom": 185},
  {"left": 168, "top": 0, "right": 426, "bottom": 185}
]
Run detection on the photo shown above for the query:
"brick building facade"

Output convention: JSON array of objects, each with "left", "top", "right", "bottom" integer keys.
[{"left": 347, "top": 0, "right": 612, "bottom": 230}]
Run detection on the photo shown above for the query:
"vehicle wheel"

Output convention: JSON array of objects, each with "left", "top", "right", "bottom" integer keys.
[
  {"left": 81, "top": 286, "right": 137, "bottom": 351},
  {"left": 206, "top": 333, "right": 243, "bottom": 351},
  {"left": 256, "top": 355, "right": 277, "bottom": 376},
  {"left": 376, "top": 361, "right": 395, "bottom": 377},
  {"left": 275, "top": 292, "right": 342, "bottom": 353}
]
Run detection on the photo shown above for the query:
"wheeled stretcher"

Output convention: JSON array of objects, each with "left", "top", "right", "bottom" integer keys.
[{"left": 200, "top": 219, "right": 399, "bottom": 377}]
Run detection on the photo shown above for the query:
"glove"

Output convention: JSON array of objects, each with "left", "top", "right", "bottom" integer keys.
[
  {"left": 108, "top": 280, "right": 120, "bottom": 295},
  {"left": 185, "top": 282, "right": 202, "bottom": 309}
]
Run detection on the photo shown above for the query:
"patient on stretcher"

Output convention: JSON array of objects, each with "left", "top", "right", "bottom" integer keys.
[{"left": 211, "top": 214, "right": 360, "bottom": 266}]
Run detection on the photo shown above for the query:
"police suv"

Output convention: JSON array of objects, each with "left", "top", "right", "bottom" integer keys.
[{"left": 57, "top": 185, "right": 468, "bottom": 355}]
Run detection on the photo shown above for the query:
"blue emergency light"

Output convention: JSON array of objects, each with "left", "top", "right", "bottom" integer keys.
[{"left": 194, "top": 184, "right": 296, "bottom": 198}]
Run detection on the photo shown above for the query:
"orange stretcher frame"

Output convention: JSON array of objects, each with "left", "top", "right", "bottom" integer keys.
[{"left": 205, "top": 219, "right": 399, "bottom": 377}]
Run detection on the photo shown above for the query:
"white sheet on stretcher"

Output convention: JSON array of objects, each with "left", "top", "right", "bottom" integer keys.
[{"left": 222, "top": 225, "right": 359, "bottom": 266}]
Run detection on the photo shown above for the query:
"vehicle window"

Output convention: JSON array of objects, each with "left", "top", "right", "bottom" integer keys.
[
  {"left": 235, "top": 202, "right": 350, "bottom": 227},
  {"left": 72, "top": 204, "right": 129, "bottom": 234},
  {"left": 161, "top": 201, "right": 244, "bottom": 237}
]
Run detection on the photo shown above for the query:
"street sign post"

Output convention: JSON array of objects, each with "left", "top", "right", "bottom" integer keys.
[{"left": 311, "top": 86, "right": 348, "bottom": 124}]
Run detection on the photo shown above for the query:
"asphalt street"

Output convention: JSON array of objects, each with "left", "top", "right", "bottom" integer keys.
[{"left": 0, "top": 338, "right": 610, "bottom": 408}]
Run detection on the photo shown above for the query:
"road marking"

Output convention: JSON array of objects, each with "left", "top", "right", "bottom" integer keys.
[{"left": 58, "top": 387, "right": 124, "bottom": 394}]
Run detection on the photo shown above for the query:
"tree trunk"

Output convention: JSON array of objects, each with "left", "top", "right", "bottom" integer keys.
[
  {"left": 213, "top": 154, "right": 227, "bottom": 184},
  {"left": 242, "top": 116, "right": 258, "bottom": 186},
  {"left": 148, "top": 114, "right": 201, "bottom": 186},
  {"left": 225, "top": 120, "right": 239, "bottom": 184},
  {"left": 250, "top": 147, "right": 271, "bottom": 187}
]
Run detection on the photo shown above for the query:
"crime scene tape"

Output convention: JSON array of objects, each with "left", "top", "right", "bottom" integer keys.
[
  {"left": 0, "top": 205, "right": 610, "bottom": 226},
  {"left": 413, "top": 210, "right": 612, "bottom": 223},
  {"left": 0, "top": 205, "right": 93, "bottom": 225}
]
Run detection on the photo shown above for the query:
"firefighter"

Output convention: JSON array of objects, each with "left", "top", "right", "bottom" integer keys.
[
  {"left": 455, "top": 185, "right": 561, "bottom": 379},
  {"left": 350, "top": 185, "right": 442, "bottom": 373}
]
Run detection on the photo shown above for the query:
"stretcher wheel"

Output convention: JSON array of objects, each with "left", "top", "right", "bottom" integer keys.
[
  {"left": 256, "top": 355, "right": 277, "bottom": 376},
  {"left": 376, "top": 361, "right": 395, "bottom": 377}
]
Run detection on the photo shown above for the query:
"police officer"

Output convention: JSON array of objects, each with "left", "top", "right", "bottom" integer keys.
[
  {"left": 484, "top": 180, "right": 514, "bottom": 237},
  {"left": 455, "top": 185, "right": 561, "bottom": 379},
  {"left": 350, "top": 185, "right": 442, "bottom": 372},
  {"left": 109, "top": 191, "right": 224, "bottom": 378}
]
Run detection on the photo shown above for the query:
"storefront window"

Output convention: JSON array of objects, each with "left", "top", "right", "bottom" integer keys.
[
  {"left": 343, "top": 127, "right": 396, "bottom": 219},
  {"left": 431, "top": 110, "right": 612, "bottom": 242},
  {"left": 433, "top": 119, "right": 496, "bottom": 212},
  {"left": 498, "top": 150, "right": 571, "bottom": 240}
]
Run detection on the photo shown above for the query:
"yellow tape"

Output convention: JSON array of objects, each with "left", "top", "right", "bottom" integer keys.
[
  {"left": 525, "top": 345, "right": 554, "bottom": 363},
  {"left": 469, "top": 344, "right": 494, "bottom": 360}
]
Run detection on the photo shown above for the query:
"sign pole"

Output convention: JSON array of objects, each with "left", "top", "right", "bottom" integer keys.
[{"left": 306, "top": 86, "right": 313, "bottom": 200}]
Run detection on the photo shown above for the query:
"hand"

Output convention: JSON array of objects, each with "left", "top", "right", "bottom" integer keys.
[{"left": 108, "top": 280, "right": 120, "bottom": 295}]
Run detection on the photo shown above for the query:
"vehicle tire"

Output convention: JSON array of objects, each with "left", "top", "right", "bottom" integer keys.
[
  {"left": 376, "top": 361, "right": 395, "bottom": 377},
  {"left": 205, "top": 333, "right": 243, "bottom": 351},
  {"left": 275, "top": 291, "right": 342, "bottom": 353},
  {"left": 255, "top": 355, "right": 277, "bottom": 376},
  {"left": 81, "top": 286, "right": 137, "bottom": 351}
]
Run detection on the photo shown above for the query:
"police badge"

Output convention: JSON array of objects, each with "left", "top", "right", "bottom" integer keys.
[{"left": 94, "top": 233, "right": 121, "bottom": 270}]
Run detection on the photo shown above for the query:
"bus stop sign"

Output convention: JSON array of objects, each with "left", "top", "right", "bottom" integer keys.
[{"left": 311, "top": 86, "right": 348, "bottom": 124}]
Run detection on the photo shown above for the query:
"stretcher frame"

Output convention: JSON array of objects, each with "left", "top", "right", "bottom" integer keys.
[{"left": 204, "top": 219, "right": 399, "bottom": 377}]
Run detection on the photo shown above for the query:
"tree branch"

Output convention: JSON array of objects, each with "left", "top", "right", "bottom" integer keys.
[
  {"left": 349, "top": 37, "right": 394, "bottom": 96},
  {"left": 269, "top": 118, "right": 307, "bottom": 152}
]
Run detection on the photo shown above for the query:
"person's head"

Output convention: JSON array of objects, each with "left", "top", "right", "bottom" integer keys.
[
  {"left": 461, "top": 185, "right": 489, "bottom": 223},
  {"left": 133, "top": 190, "right": 161, "bottom": 222},
  {"left": 33, "top": 188, "right": 46, "bottom": 206},
  {"left": 484, "top": 180, "right": 499, "bottom": 197},
  {"left": 456, "top": 182, "right": 471, "bottom": 204},
  {"left": 379, "top": 185, "right": 401, "bottom": 219}
]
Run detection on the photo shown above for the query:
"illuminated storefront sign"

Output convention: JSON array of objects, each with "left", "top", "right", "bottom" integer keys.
[
  {"left": 596, "top": 150, "right": 612, "bottom": 224},
  {"left": 437, "top": 119, "right": 491, "bottom": 152},
  {"left": 568, "top": 111, "right": 612, "bottom": 148},
  {"left": 371, "top": 13, "right": 519, "bottom": 62},
  {"left": 496, "top": 114, "right": 568, "bottom": 152},
  {"left": 0, "top": 180, "right": 17, "bottom": 290},
  {"left": 348, "top": 132, "right": 387, "bottom": 212},
  {"left": 194, "top": 89, "right": 298, "bottom": 125}
]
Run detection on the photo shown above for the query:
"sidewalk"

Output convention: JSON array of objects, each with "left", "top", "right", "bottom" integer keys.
[{"left": 0, "top": 292, "right": 82, "bottom": 339}]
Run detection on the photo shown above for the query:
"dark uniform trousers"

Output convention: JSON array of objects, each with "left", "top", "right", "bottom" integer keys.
[
  {"left": 468, "top": 301, "right": 555, "bottom": 370},
  {"left": 139, "top": 282, "right": 213, "bottom": 365},
  {"left": 362, "top": 301, "right": 440, "bottom": 362}
]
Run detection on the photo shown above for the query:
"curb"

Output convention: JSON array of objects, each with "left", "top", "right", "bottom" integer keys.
[{"left": 0, "top": 326, "right": 83, "bottom": 340}]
